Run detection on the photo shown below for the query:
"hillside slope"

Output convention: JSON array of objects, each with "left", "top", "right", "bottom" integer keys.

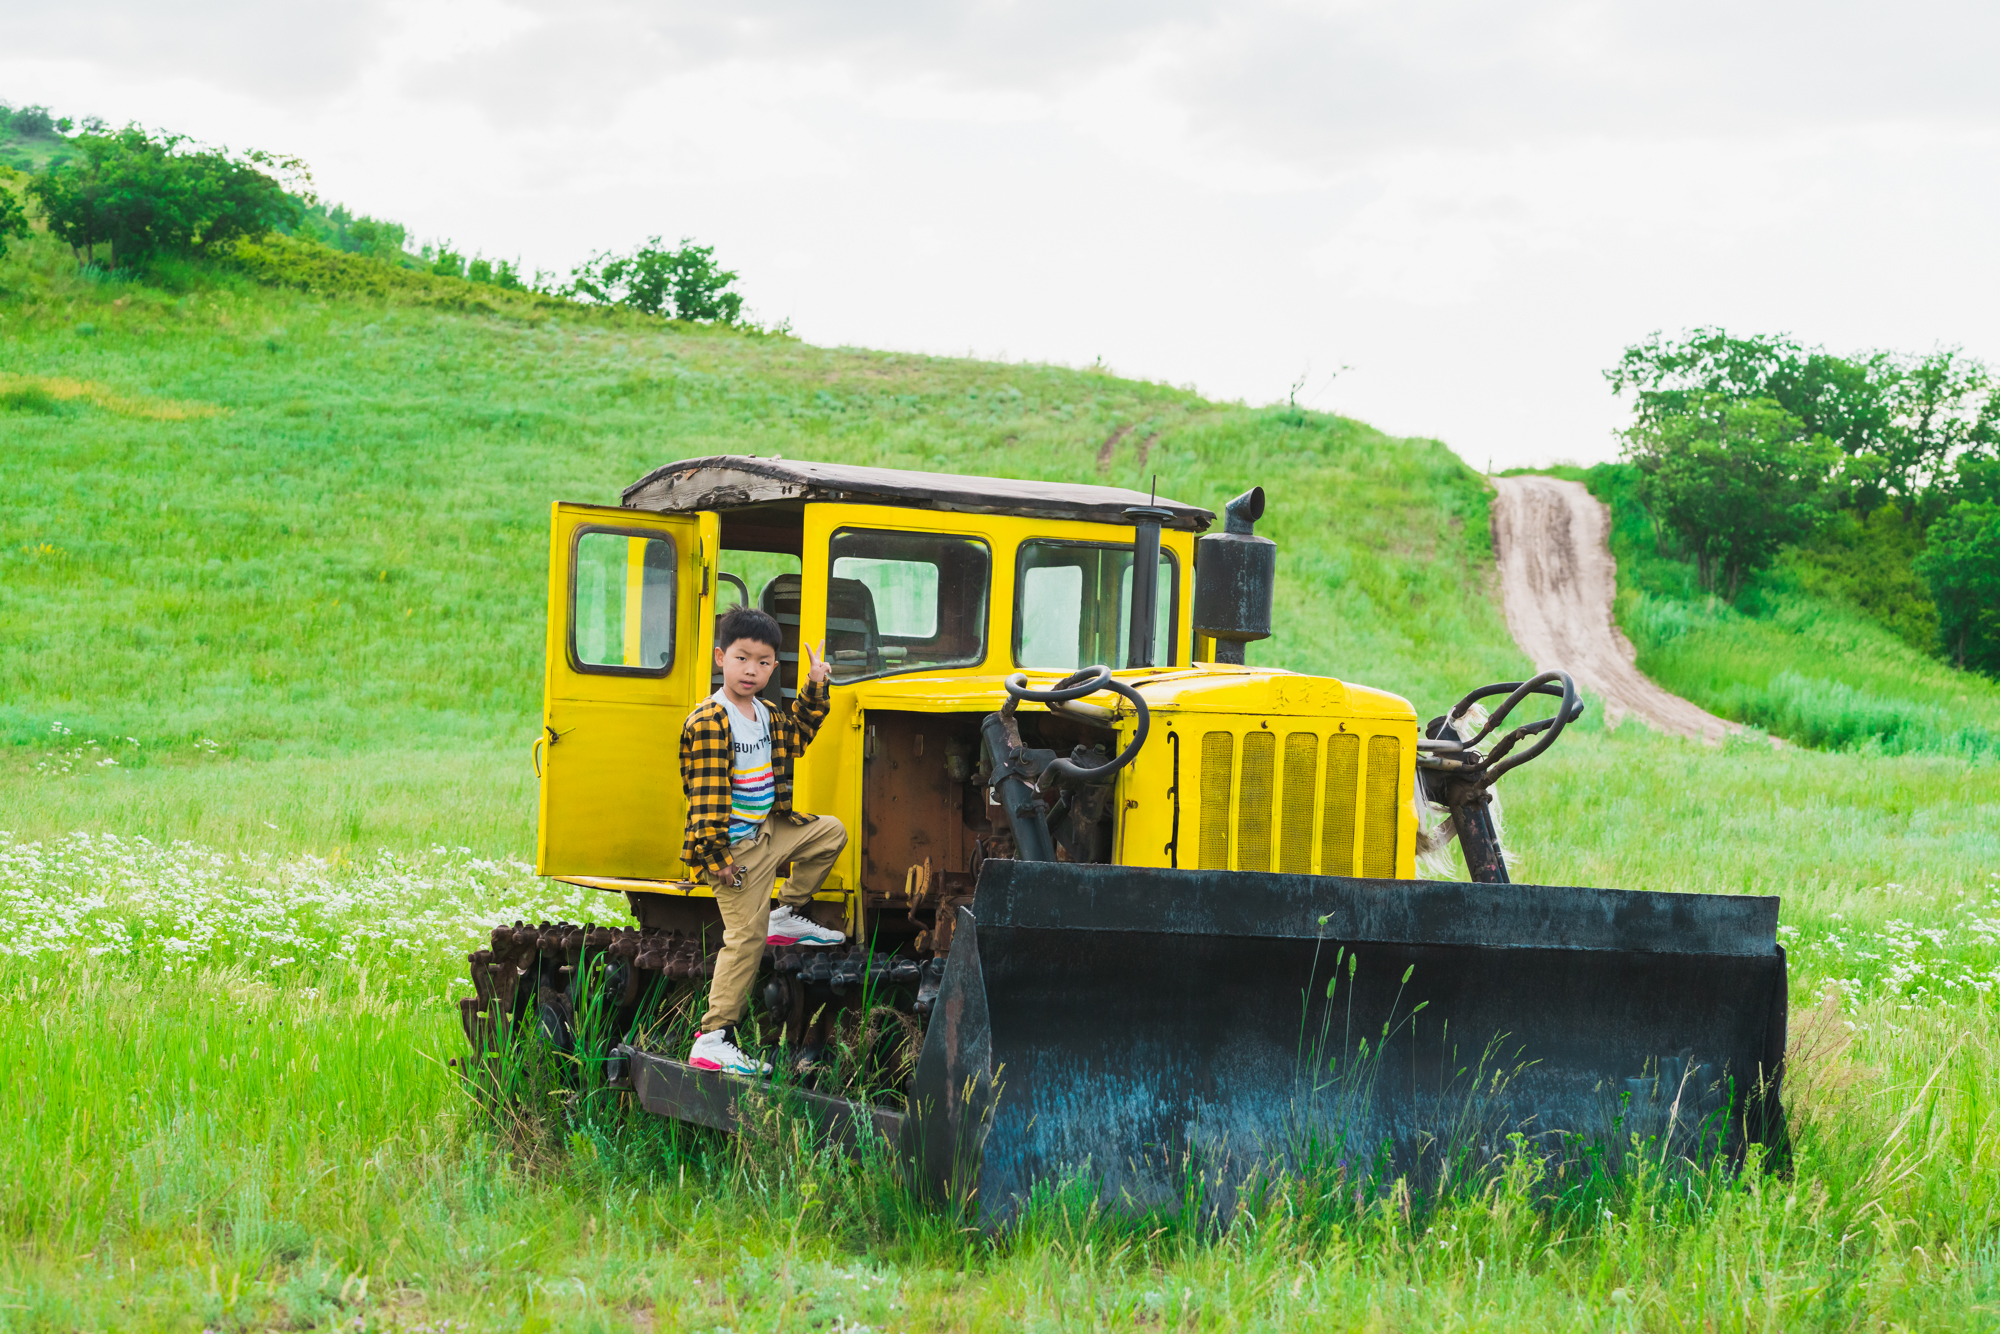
[
  {"left": 1571, "top": 463, "right": 2000, "bottom": 759},
  {"left": 1, "top": 234, "right": 1523, "bottom": 852}
]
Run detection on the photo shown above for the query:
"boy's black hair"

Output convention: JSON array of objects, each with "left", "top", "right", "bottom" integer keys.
[{"left": 715, "top": 606, "right": 784, "bottom": 653}]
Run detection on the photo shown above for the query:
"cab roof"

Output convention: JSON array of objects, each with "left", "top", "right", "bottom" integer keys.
[{"left": 622, "top": 455, "right": 1215, "bottom": 533}]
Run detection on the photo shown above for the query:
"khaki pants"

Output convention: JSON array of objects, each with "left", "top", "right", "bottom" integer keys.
[{"left": 698, "top": 814, "right": 848, "bottom": 1033}]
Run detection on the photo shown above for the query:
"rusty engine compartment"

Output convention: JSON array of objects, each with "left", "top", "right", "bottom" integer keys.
[{"left": 853, "top": 706, "right": 1121, "bottom": 958}]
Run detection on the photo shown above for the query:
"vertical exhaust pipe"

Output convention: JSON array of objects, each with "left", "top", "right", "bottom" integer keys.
[{"left": 1123, "top": 503, "right": 1175, "bottom": 668}]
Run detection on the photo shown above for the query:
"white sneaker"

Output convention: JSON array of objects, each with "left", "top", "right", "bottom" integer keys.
[
  {"left": 767, "top": 905, "right": 846, "bottom": 946},
  {"left": 688, "top": 1028, "right": 770, "bottom": 1076}
]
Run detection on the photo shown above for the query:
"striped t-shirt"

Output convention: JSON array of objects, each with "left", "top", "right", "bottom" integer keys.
[{"left": 718, "top": 692, "right": 775, "bottom": 845}]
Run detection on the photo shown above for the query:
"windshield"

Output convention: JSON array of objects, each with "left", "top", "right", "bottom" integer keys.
[
  {"left": 825, "top": 528, "right": 991, "bottom": 681},
  {"left": 1015, "top": 540, "right": 1176, "bottom": 670}
]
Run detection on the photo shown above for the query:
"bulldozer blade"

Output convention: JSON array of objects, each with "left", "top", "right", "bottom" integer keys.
[{"left": 906, "top": 861, "right": 1787, "bottom": 1224}]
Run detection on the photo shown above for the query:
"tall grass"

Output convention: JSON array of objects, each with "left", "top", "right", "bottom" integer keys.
[
  {"left": 1622, "top": 592, "right": 2000, "bottom": 759},
  {"left": 4, "top": 864, "right": 1997, "bottom": 1329}
]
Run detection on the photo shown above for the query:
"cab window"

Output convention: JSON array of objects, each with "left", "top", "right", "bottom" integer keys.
[
  {"left": 826, "top": 529, "right": 990, "bottom": 681},
  {"left": 571, "top": 529, "right": 675, "bottom": 673},
  {"left": 1015, "top": 540, "right": 1176, "bottom": 670}
]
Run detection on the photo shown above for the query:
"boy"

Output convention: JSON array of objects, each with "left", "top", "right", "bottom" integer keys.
[{"left": 681, "top": 606, "right": 848, "bottom": 1075}]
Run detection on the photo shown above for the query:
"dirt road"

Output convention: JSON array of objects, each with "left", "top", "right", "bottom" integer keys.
[{"left": 1488, "top": 475, "right": 1736, "bottom": 742}]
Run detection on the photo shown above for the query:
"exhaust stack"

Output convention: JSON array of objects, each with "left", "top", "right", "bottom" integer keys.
[{"left": 1193, "top": 486, "right": 1275, "bottom": 665}]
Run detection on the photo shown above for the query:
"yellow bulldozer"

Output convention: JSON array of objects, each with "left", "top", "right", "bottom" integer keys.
[{"left": 463, "top": 456, "right": 1787, "bottom": 1220}]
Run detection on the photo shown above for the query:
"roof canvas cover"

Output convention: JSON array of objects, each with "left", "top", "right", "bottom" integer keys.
[{"left": 622, "top": 455, "right": 1215, "bottom": 532}]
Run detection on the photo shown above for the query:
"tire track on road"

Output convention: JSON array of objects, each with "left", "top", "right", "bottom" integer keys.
[{"left": 1489, "top": 474, "right": 1738, "bottom": 742}]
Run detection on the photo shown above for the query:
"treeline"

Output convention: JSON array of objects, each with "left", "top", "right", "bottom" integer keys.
[
  {"left": 1611, "top": 330, "right": 2000, "bottom": 673},
  {"left": 0, "top": 103, "right": 747, "bottom": 323}
]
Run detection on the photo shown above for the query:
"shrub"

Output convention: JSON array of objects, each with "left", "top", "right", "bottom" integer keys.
[
  {"left": 293, "top": 202, "right": 410, "bottom": 262},
  {"left": 27, "top": 126, "right": 303, "bottom": 267},
  {"left": 568, "top": 236, "right": 743, "bottom": 323},
  {"left": 1777, "top": 506, "right": 1939, "bottom": 650},
  {"left": 225, "top": 232, "right": 576, "bottom": 318}
]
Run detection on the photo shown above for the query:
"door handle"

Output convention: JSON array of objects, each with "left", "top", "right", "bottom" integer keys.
[{"left": 531, "top": 735, "right": 546, "bottom": 777}]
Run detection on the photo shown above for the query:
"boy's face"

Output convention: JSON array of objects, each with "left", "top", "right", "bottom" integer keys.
[{"left": 715, "top": 637, "right": 778, "bottom": 699}]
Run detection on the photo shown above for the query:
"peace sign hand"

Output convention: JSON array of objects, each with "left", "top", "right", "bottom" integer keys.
[{"left": 804, "top": 638, "right": 833, "bottom": 685}]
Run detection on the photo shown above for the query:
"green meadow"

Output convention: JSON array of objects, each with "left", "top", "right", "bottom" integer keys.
[{"left": 5, "top": 230, "right": 2000, "bottom": 1331}]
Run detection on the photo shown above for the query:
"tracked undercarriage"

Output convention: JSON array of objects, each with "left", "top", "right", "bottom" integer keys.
[{"left": 462, "top": 922, "right": 939, "bottom": 1094}]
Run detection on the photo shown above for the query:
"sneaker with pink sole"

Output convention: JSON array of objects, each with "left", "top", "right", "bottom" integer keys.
[
  {"left": 766, "top": 905, "right": 846, "bottom": 946},
  {"left": 688, "top": 1027, "right": 770, "bottom": 1076}
]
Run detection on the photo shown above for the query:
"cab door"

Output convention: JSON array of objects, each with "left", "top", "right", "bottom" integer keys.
[{"left": 537, "top": 502, "right": 719, "bottom": 878}]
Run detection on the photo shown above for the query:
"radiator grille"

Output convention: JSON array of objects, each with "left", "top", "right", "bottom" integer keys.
[
  {"left": 1237, "top": 731, "right": 1276, "bottom": 872},
  {"left": 1199, "top": 731, "right": 1234, "bottom": 870},
  {"left": 1362, "top": 734, "right": 1401, "bottom": 878},
  {"left": 1280, "top": 732, "right": 1318, "bottom": 874},
  {"left": 1320, "top": 732, "right": 1359, "bottom": 876}
]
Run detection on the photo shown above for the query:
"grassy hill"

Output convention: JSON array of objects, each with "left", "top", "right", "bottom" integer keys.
[
  {"left": 1, "top": 229, "right": 1521, "bottom": 854},
  {"left": 5, "top": 226, "right": 2000, "bottom": 1330}
]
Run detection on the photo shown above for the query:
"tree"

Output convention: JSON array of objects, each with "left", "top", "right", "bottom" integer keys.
[
  {"left": 1620, "top": 394, "right": 1835, "bottom": 599},
  {"left": 1915, "top": 501, "right": 2000, "bottom": 673},
  {"left": 26, "top": 126, "right": 304, "bottom": 267},
  {"left": 1609, "top": 328, "right": 1999, "bottom": 516},
  {"left": 1882, "top": 350, "right": 2000, "bottom": 518},
  {"left": 293, "top": 201, "right": 410, "bottom": 261},
  {"left": 1952, "top": 456, "right": 2000, "bottom": 507},
  {"left": 9, "top": 105, "right": 56, "bottom": 138},
  {"left": 463, "top": 255, "right": 522, "bottom": 289},
  {"left": 568, "top": 236, "right": 743, "bottom": 322},
  {"left": 0, "top": 181, "right": 28, "bottom": 258},
  {"left": 343, "top": 214, "right": 406, "bottom": 260}
]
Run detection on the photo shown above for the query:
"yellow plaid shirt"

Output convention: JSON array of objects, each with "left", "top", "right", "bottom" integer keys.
[{"left": 679, "top": 678, "right": 831, "bottom": 877}]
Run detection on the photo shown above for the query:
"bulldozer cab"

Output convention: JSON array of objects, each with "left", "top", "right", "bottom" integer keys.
[
  {"left": 534, "top": 458, "right": 1433, "bottom": 916},
  {"left": 533, "top": 458, "right": 1231, "bottom": 894}
]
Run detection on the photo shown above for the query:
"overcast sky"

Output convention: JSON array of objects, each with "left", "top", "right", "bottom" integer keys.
[{"left": 8, "top": 1, "right": 1999, "bottom": 469}]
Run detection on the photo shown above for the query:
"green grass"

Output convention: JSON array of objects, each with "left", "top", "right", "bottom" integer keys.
[
  {"left": 1573, "top": 464, "right": 2000, "bottom": 760},
  {"left": 6, "top": 233, "right": 2000, "bottom": 1329}
]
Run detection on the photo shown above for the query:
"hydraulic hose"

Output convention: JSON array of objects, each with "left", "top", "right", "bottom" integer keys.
[
  {"left": 1440, "top": 670, "right": 1582, "bottom": 787},
  {"left": 1419, "top": 671, "right": 1583, "bottom": 884}
]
